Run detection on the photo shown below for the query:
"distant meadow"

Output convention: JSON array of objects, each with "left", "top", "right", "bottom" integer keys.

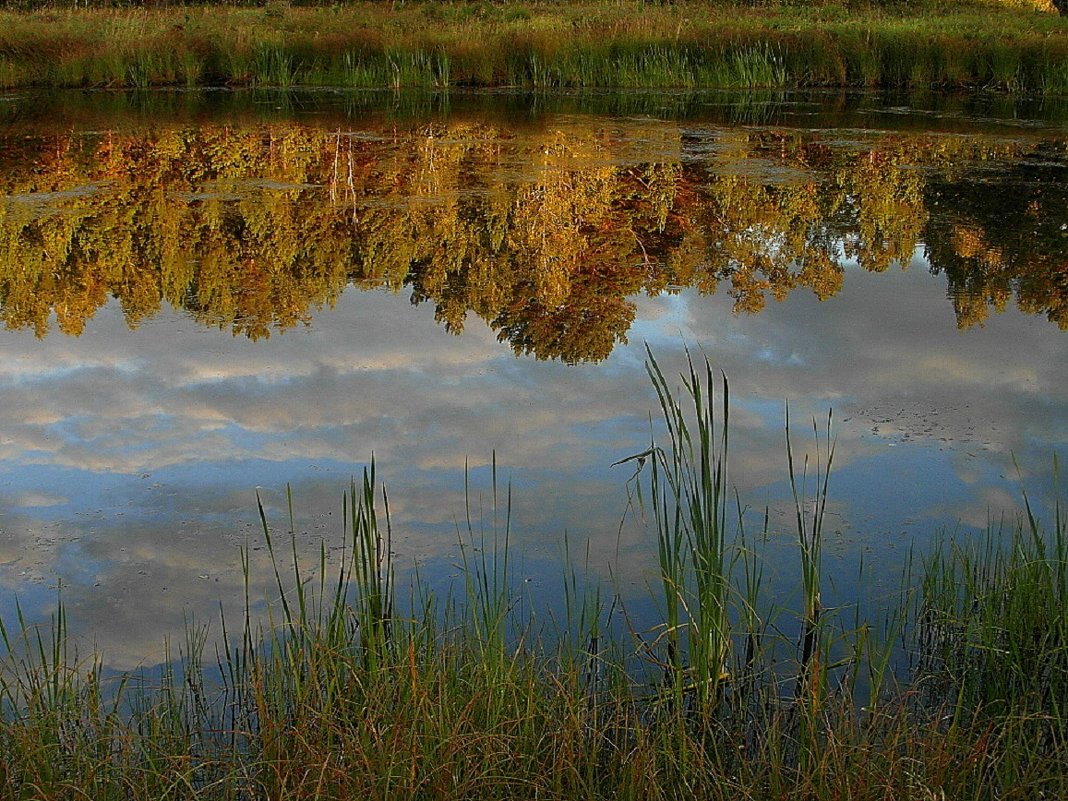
[{"left": 0, "top": 0, "right": 1067, "bottom": 92}]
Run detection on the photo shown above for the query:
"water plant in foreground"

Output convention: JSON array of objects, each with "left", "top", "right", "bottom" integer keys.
[
  {"left": 916, "top": 459, "right": 1068, "bottom": 738},
  {"left": 0, "top": 354, "right": 1066, "bottom": 799}
]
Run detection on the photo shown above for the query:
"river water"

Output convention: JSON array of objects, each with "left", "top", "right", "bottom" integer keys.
[{"left": 0, "top": 89, "right": 1065, "bottom": 668}]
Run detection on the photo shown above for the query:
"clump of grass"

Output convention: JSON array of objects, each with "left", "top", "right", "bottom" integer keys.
[
  {"left": 917, "top": 460, "right": 1067, "bottom": 732},
  {"left": 253, "top": 44, "right": 299, "bottom": 88},
  {"left": 706, "top": 44, "right": 788, "bottom": 89},
  {"left": 1043, "top": 58, "right": 1068, "bottom": 93},
  {"left": 621, "top": 347, "right": 733, "bottom": 714},
  {"left": 327, "top": 49, "right": 450, "bottom": 90},
  {"left": 385, "top": 50, "right": 451, "bottom": 91},
  {"left": 0, "top": 56, "right": 26, "bottom": 88}
]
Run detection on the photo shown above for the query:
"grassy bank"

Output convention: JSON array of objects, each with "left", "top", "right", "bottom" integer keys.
[
  {"left": 1, "top": 354, "right": 1066, "bottom": 799},
  {"left": 1, "top": 1, "right": 1068, "bottom": 92}
]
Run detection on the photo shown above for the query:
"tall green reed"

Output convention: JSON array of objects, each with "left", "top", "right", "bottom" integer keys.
[
  {"left": 458, "top": 454, "right": 513, "bottom": 663},
  {"left": 624, "top": 347, "right": 732, "bottom": 714},
  {"left": 347, "top": 462, "right": 395, "bottom": 668},
  {"left": 706, "top": 43, "right": 788, "bottom": 89},
  {"left": 253, "top": 44, "right": 298, "bottom": 88},
  {"left": 786, "top": 405, "right": 834, "bottom": 700}
]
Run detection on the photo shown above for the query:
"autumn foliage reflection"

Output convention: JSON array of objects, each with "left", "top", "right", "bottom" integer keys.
[{"left": 1, "top": 121, "right": 1064, "bottom": 362}]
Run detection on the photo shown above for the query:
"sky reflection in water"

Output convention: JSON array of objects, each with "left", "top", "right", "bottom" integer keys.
[{"left": 0, "top": 90, "right": 1065, "bottom": 668}]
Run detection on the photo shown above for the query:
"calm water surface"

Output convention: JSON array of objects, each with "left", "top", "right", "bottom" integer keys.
[{"left": 1, "top": 90, "right": 1066, "bottom": 667}]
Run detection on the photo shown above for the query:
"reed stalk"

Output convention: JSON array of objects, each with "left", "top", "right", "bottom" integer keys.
[{"left": 786, "top": 406, "right": 835, "bottom": 704}]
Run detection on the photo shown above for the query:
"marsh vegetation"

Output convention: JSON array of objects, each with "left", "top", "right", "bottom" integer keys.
[
  {"left": 0, "top": 0, "right": 1067, "bottom": 91},
  {"left": 1, "top": 355, "right": 1065, "bottom": 800}
]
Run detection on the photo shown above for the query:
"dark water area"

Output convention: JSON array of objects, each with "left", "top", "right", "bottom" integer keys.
[{"left": 0, "top": 88, "right": 1065, "bottom": 668}]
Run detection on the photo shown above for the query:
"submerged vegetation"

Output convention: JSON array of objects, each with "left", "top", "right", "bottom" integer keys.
[
  {"left": 1, "top": 353, "right": 1066, "bottom": 799},
  {"left": 0, "top": 0, "right": 1067, "bottom": 92}
]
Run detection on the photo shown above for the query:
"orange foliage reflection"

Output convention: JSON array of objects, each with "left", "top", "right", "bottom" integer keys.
[{"left": 0, "top": 122, "right": 1064, "bottom": 362}]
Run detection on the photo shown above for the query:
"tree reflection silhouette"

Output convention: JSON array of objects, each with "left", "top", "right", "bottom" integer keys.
[{"left": 1, "top": 122, "right": 1065, "bottom": 361}]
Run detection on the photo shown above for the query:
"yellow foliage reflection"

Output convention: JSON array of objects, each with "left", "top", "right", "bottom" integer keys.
[{"left": 0, "top": 121, "right": 1064, "bottom": 362}]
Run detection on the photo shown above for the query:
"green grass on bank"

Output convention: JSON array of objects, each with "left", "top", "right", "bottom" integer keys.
[
  {"left": 0, "top": 1, "right": 1067, "bottom": 92},
  {"left": 1, "top": 352, "right": 1066, "bottom": 799}
]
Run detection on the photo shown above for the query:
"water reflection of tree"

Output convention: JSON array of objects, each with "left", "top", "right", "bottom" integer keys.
[
  {"left": 922, "top": 140, "right": 1068, "bottom": 330},
  {"left": 0, "top": 123, "right": 1065, "bottom": 361}
]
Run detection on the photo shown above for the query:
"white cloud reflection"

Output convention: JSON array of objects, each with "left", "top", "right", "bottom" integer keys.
[{"left": 1, "top": 215, "right": 1066, "bottom": 670}]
